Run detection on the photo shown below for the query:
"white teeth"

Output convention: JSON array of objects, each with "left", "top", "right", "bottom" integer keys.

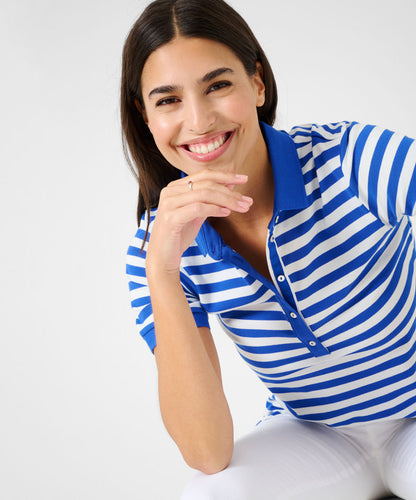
[{"left": 188, "top": 134, "right": 227, "bottom": 155}]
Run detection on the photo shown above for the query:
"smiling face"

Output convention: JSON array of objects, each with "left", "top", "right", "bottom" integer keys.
[{"left": 140, "top": 36, "right": 267, "bottom": 177}]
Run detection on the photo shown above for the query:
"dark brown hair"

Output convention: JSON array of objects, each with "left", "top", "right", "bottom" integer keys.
[{"left": 121, "top": 0, "right": 278, "bottom": 226}]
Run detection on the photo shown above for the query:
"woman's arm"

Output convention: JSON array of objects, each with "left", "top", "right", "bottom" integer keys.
[
  {"left": 150, "top": 273, "right": 233, "bottom": 474},
  {"left": 145, "top": 170, "right": 252, "bottom": 474}
]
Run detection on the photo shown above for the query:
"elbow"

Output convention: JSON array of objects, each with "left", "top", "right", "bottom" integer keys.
[
  {"left": 186, "top": 455, "right": 232, "bottom": 475},
  {"left": 182, "top": 440, "right": 233, "bottom": 475}
]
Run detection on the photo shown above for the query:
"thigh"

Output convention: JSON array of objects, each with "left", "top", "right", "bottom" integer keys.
[
  {"left": 382, "top": 418, "right": 416, "bottom": 500},
  {"left": 180, "top": 416, "right": 386, "bottom": 500}
]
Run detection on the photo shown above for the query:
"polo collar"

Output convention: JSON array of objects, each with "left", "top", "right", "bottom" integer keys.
[
  {"left": 193, "top": 122, "right": 308, "bottom": 259},
  {"left": 260, "top": 122, "right": 308, "bottom": 213}
]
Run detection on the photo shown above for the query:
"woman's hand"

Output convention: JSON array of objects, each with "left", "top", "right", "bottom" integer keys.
[{"left": 146, "top": 170, "right": 253, "bottom": 277}]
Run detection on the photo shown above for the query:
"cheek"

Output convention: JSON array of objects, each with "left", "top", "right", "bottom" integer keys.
[
  {"left": 147, "top": 115, "right": 177, "bottom": 149},
  {"left": 221, "top": 91, "right": 259, "bottom": 124}
]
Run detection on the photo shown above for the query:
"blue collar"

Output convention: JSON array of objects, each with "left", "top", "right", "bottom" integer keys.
[
  {"left": 261, "top": 122, "right": 308, "bottom": 213},
  {"left": 193, "top": 122, "right": 308, "bottom": 259}
]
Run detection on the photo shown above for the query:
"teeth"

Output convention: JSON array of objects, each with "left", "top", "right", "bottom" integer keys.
[{"left": 188, "top": 134, "right": 227, "bottom": 155}]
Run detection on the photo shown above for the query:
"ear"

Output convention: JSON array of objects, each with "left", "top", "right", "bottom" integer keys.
[
  {"left": 134, "top": 98, "right": 148, "bottom": 124},
  {"left": 253, "top": 61, "right": 266, "bottom": 107}
]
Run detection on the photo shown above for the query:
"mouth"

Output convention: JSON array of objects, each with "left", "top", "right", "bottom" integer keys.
[
  {"left": 184, "top": 132, "right": 231, "bottom": 155},
  {"left": 179, "top": 131, "right": 233, "bottom": 162}
]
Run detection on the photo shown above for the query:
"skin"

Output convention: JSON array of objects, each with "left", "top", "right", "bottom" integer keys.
[
  {"left": 139, "top": 36, "right": 275, "bottom": 473},
  {"left": 141, "top": 37, "right": 268, "bottom": 180}
]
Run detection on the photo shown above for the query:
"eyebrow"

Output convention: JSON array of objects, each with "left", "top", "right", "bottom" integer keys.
[
  {"left": 201, "top": 67, "right": 234, "bottom": 82},
  {"left": 148, "top": 67, "right": 234, "bottom": 99}
]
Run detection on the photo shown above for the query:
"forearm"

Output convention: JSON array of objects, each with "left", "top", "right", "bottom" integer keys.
[
  {"left": 141, "top": 171, "right": 251, "bottom": 472},
  {"left": 149, "top": 272, "right": 234, "bottom": 474}
]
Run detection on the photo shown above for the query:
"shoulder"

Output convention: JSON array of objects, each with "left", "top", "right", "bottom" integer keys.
[
  {"left": 288, "top": 121, "right": 415, "bottom": 154},
  {"left": 126, "top": 208, "right": 158, "bottom": 272},
  {"left": 288, "top": 121, "right": 354, "bottom": 144},
  {"left": 285, "top": 121, "right": 407, "bottom": 166},
  {"left": 283, "top": 121, "right": 356, "bottom": 168},
  {"left": 136, "top": 208, "right": 158, "bottom": 244}
]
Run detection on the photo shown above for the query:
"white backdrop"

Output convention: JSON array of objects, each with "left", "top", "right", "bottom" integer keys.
[{"left": 1, "top": 0, "right": 416, "bottom": 499}]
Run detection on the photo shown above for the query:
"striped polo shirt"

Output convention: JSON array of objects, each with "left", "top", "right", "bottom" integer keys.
[{"left": 126, "top": 121, "right": 416, "bottom": 427}]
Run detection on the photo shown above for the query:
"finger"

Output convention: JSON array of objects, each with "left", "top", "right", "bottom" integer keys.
[
  {"left": 161, "top": 184, "right": 253, "bottom": 214},
  {"left": 163, "top": 178, "right": 252, "bottom": 207},
  {"left": 168, "top": 171, "right": 248, "bottom": 189},
  {"left": 168, "top": 202, "right": 232, "bottom": 227},
  {"left": 166, "top": 179, "right": 244, "bottom": 198},
  {"left": 191, "top": 171, "right": 248, "bottom": 186}
]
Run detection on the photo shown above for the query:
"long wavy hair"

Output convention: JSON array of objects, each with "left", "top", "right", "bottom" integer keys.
[{"left": 121, "top": 0, "right": 278, "bottom": 228}]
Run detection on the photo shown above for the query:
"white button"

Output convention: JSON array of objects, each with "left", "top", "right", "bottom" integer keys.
[
  {"left": 290, "top": 312, "right": 297, "bottom": 319},
  {"left": 277, "top": 275, "right": 285, "bottom": 282},
  {"left": 309, "top": 341, "right": 317, "bottom": 347},
  {"left": 270, "top": 235, "right": 275, "bottom": 242}
]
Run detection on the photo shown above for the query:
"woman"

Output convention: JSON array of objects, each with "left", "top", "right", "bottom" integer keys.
[{"left": 122, "top": 0, "right": 416, "bottom": 498}]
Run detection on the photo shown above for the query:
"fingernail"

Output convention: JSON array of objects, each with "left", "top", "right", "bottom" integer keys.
[
  {"left": 241, "top": 196, "right": 253, "bottom": 203},
  {"left": 235, "top": 174, "right": 248, "bottom": 180},
  {"left": 238, "top": 200, "right": 251, "bottom": 208}
]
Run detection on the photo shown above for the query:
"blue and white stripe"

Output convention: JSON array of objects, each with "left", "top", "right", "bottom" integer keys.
[{"left": 126, "top": 121, "right": 416, "bottom": 427}]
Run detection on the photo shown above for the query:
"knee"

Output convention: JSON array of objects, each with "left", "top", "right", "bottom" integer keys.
[{"left": 383, "top": 420, "right": 416, "bottom": 500}]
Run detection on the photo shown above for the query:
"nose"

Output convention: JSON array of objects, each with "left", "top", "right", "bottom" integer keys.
[{"left": 184, "top": 95, "right": 215, "bottom": 135}]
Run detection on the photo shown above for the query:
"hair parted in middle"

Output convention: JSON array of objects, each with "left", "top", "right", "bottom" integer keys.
[{"left": 121, "top": 0, "right": 278, "bottom": 225}]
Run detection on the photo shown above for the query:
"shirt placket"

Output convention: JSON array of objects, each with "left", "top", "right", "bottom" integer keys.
[{"left": 266, "top": 217, "right": 329, "bottom": 357}]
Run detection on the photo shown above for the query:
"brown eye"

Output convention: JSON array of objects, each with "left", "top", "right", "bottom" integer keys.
[
  {"left": 156, "top": 97, "right": 180, "bottom": 107},
  {"left": 207, "top": 81, "right": 232, "bottom": 93}
]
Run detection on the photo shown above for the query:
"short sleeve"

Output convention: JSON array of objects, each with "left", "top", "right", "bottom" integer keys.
[
  {"left": 339, "top": 122, "right": 416, "bottom": 225},
  {"left": 126, "top": 209, "right": 209, "bottom": 353}
]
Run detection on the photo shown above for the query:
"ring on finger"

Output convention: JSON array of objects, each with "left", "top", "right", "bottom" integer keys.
[{"left": 188, "top": 180, "right": 193, "bottom": 191}]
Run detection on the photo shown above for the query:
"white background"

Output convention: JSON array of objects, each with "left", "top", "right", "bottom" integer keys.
[{"left": 1, "top": 0, "right": 416, "bottom": 499}]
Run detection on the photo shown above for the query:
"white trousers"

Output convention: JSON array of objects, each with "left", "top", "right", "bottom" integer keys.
[{"left": 180, "top": 416, "right": 416, "bottom": 500}]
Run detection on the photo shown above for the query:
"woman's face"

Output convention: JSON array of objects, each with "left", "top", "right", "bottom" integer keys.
[{"left": 140, "top": 36, "right": 266, "bottom": 177}]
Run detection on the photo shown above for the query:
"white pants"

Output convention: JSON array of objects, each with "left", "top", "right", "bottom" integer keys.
[{"left": 180, "top": 416, "right": 416, "bottom": 500}]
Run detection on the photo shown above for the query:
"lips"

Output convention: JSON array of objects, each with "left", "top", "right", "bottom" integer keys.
[
  {"left": 186, "top": 132, "right": 230, "bottom": 155},
  {"left": 180, "top": 131, "right": 233, "bottom": 161}
]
